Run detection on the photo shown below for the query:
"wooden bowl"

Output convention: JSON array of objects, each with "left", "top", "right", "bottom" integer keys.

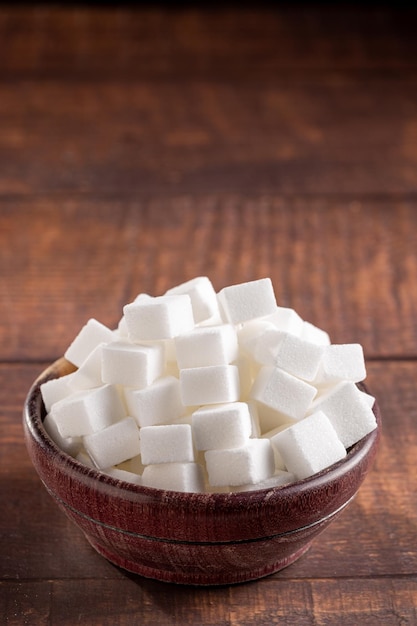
[{"left": 23, "top": 358, "right": 380, "bottom": 585}]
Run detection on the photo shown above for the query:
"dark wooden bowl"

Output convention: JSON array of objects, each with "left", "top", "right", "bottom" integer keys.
[{"left": 23, "top": 358, "right": 380, "bottom": 585}]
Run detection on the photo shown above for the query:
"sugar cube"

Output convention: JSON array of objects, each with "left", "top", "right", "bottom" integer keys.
[
  {"left": 217, "top": 278, "right": 277, "bottom": 324},
  {"left": 140, "top": 424, "right": 195, "bottom": 465},
  {"left": 309, "top": 381, "right": 377, "bottom": 448},
  {"left": 175, "top": 324, "right": 238, "bottom": 369},
  {"left": 123, "top": 295, "right": 194, "bottom": 341},
  {"left": 43, "top": 412, "right": 82, "bottom": 456},
  {"left": 265, "top": 306, "right": 304, "bottom": 336},
  {"left": 68, "top": 343, "right": 104, "bottom": 391},
  {"left": 101, "top": 340, "right": 164, "bottom": 388},
  {"left": 271, "top": 411, "right": 347, "bottom": 480},
  {"left": 180, "top": 364, "right": 240, "bottom": 406},
  {"left": 360, "top": 390, "right": 376, "bottom": 408},
  {"left": 50, "top": 384, "right": 126, "bottom": 438},
  {"left": 253, "top": 329, "right": 325, "bottom": 381},
  {"left": 40, "top": 373, "right": 75, "bottom": 413},
  {"left": 192, "top": 402, "right": 252, "bottom": 450},
  {"left": 124, "top": 375, "right": 184, "bottom": 427},
  {"left": 102, "top": 467, "right": 142, "bottom": 485},
  {"left": 250, "top": 366, "right": 317, "bottom": 421},
  {"left": 83, "top": 416, "right": 141, "bottom": 469},
  {"left": 237, "top": 319, "right": 276, "bottom": 355},
  {"left": 314, "top": 343, "right": 366, "bottom": 385},
  {"left": 117, "top": 294, "right": 153, "bottom": 338},
  {"left": 165, "top": 276, "right": 219, "bottom": 324},
  {"left": 301, "top": 321, "right": 331, "bottom": 345},
  {"left": 205, "top": 439, "right": 275, "bottom": 487},
  {"left": 142, "top": 462, "right": 205, "bottom": 492},
  {"left": 64, "top": 318, "right": 114, "bottom": 367}
]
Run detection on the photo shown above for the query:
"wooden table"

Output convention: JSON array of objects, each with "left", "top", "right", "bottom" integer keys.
[{"left": 1, "top": 4, "right": 417, "bottom": 624}]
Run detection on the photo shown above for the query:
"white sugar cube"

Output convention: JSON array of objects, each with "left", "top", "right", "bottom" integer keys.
[
  {"left": 40, "top": 373, "right": 75, "bottom": 413},
  {"left": 124, "top": 375, "right": 184, "bottom": 427},
  {"left": 123, "top": 295, "right": 194, "bottom": 341},
  {"left": 140, "top": 424, "right": 195, "bottom": 465},
  {"left": 309, "top": 381, "right": 377, "bottom": 448},
  {"left": 117, "top": 294, "right": 153, "bottom": 337},
  {"left": 265, "top": 306, "right": 304, "bottom": 336},
  {"left": 180, "top": 364, "right": 240, "bottom": 406},
  {"left": 142, "top": 462, "right": 205, "bottom": 492},
  {"left": 205, "top": 438, "right": 275, "bottom": 487},
  {"left": 217, "top": 278, "right": 277, "bottom": 324},
  {"left": 237, "top": 318, "right": 276, "bottom": 354},
  {"left": 83, "top": 416, "right": 141, "bottom": 469},
  {"left": 360, "top": 390, "right": 375, "bottom": 408},
  {"left": 50, "top": 384, "right": 126, "bottom": 438},
  {"left": 43, "top": 413, "right": 82, "bottom": 456},
  {"left": 301, "top": 321, "right": 331, "bottom": 345},
  {"left": 116, "top": 316, "right": 129, "bottom": 338},
  {"left": 102, "top": 467, "right": 142, "bottom": 485},
  {"left": 133, "top": 293, "right": 154, "bottom": 304},
  {"left": 314, "top": 343, "right": 366, "bottom": 385},
  {"left": 165, "top": 276, "right": 219, "bottom": 324},
  {"left": 68, "top": 343, "right": 104, "bottom": 391},
  {"left": 175, "top": 324, "right": 238, "bottom": 369},
  {"left": 101, "top": 340, "right": 164, "bottom": 389},
  {"left": 64, "top": 318, "right": 114, "bottom": 367},
  {"left": 253, "top": 329, "right": 325, "bottom": 381},
  {"left": 192, "top": 402, "right": 252, "bottom": 451},
  {"left": 271, "top": 411, "right": 346, "bottom": 480},
  {"left": 250, "top": 366, "right": 316, "bottom": 421}
]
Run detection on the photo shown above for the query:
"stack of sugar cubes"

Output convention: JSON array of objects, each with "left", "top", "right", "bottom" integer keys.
[{"left": 41, "top": 277, "right": 377, "bottom": 493}]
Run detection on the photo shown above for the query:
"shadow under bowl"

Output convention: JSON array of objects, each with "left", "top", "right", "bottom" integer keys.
[{"left": 23, "top": 358, "right": 380, "bottom": 585}]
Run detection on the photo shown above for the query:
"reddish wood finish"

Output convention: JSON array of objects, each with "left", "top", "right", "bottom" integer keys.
[{"left": 22, "top": 359, "right": 380, "bottom": 585}]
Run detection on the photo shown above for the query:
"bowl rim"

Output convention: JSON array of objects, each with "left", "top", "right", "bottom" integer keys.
[{"left": 24, "top": 357, "right": 381, "bottom": 505}]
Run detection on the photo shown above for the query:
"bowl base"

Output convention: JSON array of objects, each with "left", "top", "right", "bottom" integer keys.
[{"left": 86, "top": 537, "right": 312, "bottom": 586}]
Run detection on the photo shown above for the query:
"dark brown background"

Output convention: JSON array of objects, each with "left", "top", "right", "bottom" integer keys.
[{"left": 1, "top": 4, "right": 417, "bottom": 625}]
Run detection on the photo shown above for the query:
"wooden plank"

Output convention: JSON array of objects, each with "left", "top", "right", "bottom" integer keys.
[
  {"left": 1, "top": 198, "right": 417, "bottom": 361},
  {"left": 1, "top": 361, "right": 416, "bottom": 582},
  {"left": 0, "top": 6, "right": 417, "bottom": 79},
  {"left": 0, "top": 76, "right": 417, "bottom": 196},
  {"left": 1, "top": 577, "right": 416, "bottom": 626}
]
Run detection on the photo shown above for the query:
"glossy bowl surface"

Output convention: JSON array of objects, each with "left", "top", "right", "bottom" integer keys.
[{"left": 23, "top": 358, "right": 380, "bottom": 585}]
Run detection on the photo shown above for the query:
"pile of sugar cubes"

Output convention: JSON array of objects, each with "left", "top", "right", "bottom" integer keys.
[{"left": 41, "top": 277, "right": 377, "bottom": 493}]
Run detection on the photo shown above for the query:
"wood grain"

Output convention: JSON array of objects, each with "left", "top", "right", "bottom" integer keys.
[
  {"left": 2, "top": 362, "right": 416, "bottom": 582},
  {"left": 1, "top": 77, "right": 417, "bottom": 196},
  {"left": 2, "top": 577, "right": 416, "bottom": 626},
  {"left": 1, "top": 4, "right": 416, "bottom": 624},
  {"left": 1, "top": 5, "right": 417, "bottom": 79},
  {"left": 1, "top": 199, "right": 417, "bottom": 362}
]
